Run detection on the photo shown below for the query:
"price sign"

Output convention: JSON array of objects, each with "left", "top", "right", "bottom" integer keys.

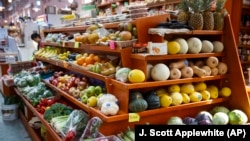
[
  {"left": 74, "top": 42, "right": 79, "bottom": 48},
  {"left": 63, "top": 61, "right": 68, "bottom": 68},
  {"left": 128, "top": 113, "right": 140, "bottom": 122},
  {"left": 62, "top": 41, "right": 65, "bottom": 47}
]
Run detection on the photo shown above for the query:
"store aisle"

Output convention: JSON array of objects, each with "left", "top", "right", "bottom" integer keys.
[{"left": 0, "top": 94, "right": 32, "bottom": 141}]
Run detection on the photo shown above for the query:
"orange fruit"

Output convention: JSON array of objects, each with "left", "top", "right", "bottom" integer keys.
[
  {"left": 88, "top": 53, "right": 95, "bottom": 59},
  {"left": 85, "top": 56, "right": 95, "bottom": 65},
  {"left": 77, "top": 57, "right": 85, "bottom": 65},
  {"left": 93, "top": 55, "right": 101, "bottom": 62}
]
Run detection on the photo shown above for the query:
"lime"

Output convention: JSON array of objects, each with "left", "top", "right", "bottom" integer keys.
[{"left": 128, "top": 69, "right": 145, "bottom": 83}]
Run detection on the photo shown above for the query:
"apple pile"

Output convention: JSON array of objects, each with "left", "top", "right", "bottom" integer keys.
[
  {"left": 49, "top": 71, "right": 89, "bottom": 98},
  {"left": 80, "top": 85, "right": 104, "bottom": 107}
]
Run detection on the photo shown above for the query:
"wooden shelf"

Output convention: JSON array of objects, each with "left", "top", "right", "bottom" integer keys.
[
  {"left": 35, "top": 57, "right": 110, "bottom": 81},
  {"left": 241, "top": 61, "right": 250, "bottom": 64},
  {"left": 43, "top": 42, "right": 125, "bottom": 53},
  {"left": 110, "top": 75, "right": 227, "bottom": 89},
  {"left": 15, "top": 88, "right": 62, "bottom": 141},
  {"left": 43, "top": 22, "right": 122, "bottom": 33},
  {"left": 19, "top": 110, "right": 42, "bottom": 141},
  {"left": 243, "top": 4, "right": 250, "bottom": 9},
  {"left": 130, "top": 53, "right": 224, "bottom": 61},
  {"left": 240, "top": 26, "right": 250, "bottom": 30},
  {"left": 148, "top": 28, "right": 224, "bottom": 36},
  {"left": 239, "top": 44, "right": 250, "bottom": 48},
  {"left": 96, "top": 0, "right": 124, "bottom": 8},
  {"left": 43, "top": 80, "right": 90, "bottom": 112}
]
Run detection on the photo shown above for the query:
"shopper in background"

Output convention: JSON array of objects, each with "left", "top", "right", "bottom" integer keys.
[{"left": 31, "top": 32, "right": 42, "bottom": 51}]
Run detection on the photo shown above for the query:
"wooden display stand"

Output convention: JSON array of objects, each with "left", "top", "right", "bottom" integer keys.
[{"left": 15, "top": 13, "right": 250, "bottom": 140}]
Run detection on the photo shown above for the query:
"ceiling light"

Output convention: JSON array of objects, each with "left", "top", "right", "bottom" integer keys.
[
  {"left": 8, "top": 0, "right": 12, "bottom": 3},
  {"left": 68, "top": 0, "right": 74, "bottom": 4}
]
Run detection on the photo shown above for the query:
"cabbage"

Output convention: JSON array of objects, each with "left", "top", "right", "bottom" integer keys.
[
  {"left": 210, "top": 106, "right": 230, "bottom": 115},
  {"left": 115, "top": 67, "right": 131, "bottom": 83},
  {"left": 228, "top": 109, "right": 248, "bottom": 125},
  {"left": 167, "top": 116, "right": 185, "bottom": 125},
  {"left": 212, "top": 112, "right": 229, "bottom": 125}
]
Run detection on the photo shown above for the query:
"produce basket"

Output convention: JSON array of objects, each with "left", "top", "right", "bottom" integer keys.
[
  {"left": 114, "top": 39, "right": 137, "bottom": 48},
  {"left": 3, "top": 77, "right": 14, "bottom": 87}
]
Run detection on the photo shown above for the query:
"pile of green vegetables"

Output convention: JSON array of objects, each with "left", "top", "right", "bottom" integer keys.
[{"left": 13, "top": 70, "right": 54, "bottom": 106}]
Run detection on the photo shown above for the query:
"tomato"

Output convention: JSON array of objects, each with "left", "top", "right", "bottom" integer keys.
[{"left": 47, "top": 99, "right": 55, "bottom": 106}]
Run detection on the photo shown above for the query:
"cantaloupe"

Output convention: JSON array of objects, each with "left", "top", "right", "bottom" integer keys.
[
  {"left": 187, "top": 37, "right": 202, "bottom": 54},
  {"left": 175, "top": 38, "right": 188, "bottom": 54},
  {"left": 201, "top": 40, "right": 214, "bottom": 53},
  {"left": 213, "top": 41, "right": 224, "bottom": 53},
  {"left": 151, "top": 63, "right": 170, "bottom": 81}
]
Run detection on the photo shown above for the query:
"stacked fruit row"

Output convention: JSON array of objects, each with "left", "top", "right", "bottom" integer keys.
[
  {"left": 166, "top": 105, "right": 248, "bottom": 125},
  {"left": 48, "top": 71, "right": 120, "bottom": 116},
  {"left": 128, "top": 82, "right": 232, "bottom": 113}
]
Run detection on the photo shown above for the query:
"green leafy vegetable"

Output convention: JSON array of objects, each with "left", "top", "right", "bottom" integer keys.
[{"left": 43, "top": 103, "right": 73, "bottom": 122}]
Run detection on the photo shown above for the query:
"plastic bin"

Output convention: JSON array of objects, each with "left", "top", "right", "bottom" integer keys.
[{"left": 1, "top": 104, "right": 18, "bottom": 120}]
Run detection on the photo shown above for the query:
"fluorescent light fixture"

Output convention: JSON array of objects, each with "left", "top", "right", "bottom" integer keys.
[
  {"left": 36, "top": 0, "right": 41, "bottom": 6},
  {"left": 68, "top": 0, "right": 74, "bottom": 3}
]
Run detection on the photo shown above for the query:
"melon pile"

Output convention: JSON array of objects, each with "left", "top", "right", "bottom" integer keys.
[
  {"left": 166, "top": 106, "right": 248, "bottom": 125},
  {"left": 166, "top": 37, "right": 224, "bottom": 55}
]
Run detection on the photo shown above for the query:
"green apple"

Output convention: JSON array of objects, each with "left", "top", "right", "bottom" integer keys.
[
  {"left": 94, "top": 86, "right": 103, "bottom": 96},
  {"left": 81, "top": 94, "right": 88, "bottom": 104},
  {"left": 87, "top": 86, "right": 95, "bottom": 95}
]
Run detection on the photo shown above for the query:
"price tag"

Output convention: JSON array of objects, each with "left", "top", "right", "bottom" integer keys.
[
  {"left": 109, "top": 40, "right": 115, "bottom": 50},
  {"left": 62, "top": 41, "right": 65, "bottom": 47},
  {"left": 63, "top": 61, "right": 68, "bottom": 68},
  {"left": 74, "top": 42, "right": 79, "bottom": 48},
  {"left": 128, "top": 113, "right": 140, "bottom": 122}
]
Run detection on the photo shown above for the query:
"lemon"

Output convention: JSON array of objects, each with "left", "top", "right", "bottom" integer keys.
[
  {"left": 160, "top": 95, "right": 172, "bottom": 107},
  {"left": 180, "top": 83, "right": 195, "bottom": 94},
  {"left": 167, "top": 41, "right": 181, "bottom": 54},
  {"left": 194, "top": 82, "right": 207, "bottom": 91},
  {"left": 168, "top": 84, "right": 180, "bottom": 93},
  {"left": 128, "top": 69, "right": 145, "bottom": 83},
  {"left": 207, "top": 85, "right": 219, "bottom": 99},
  {"left": 181, "top": 93, "right": 190, "bottom": 104},
  {"left": 189, "top": 92, "right": 202, "bottom": 102},
  {"left": 170, "top": 92, "right": 183, "bottom": 106},
  {"left": 219, "top": 87, "right": 232, "bottom": 97},
  {"left": 200, "top": 90, "right": 211, "bottom": 100},
  {"left": 87, "top": 96, "right": 97, "bottom": 107}
]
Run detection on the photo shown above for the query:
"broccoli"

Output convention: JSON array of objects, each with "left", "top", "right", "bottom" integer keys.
[{"left": 43, "top": 103, "right": 73, "bottom": 122}]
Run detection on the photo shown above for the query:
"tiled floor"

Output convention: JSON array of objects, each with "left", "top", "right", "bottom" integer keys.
[{"left": 0, "top": 94, "right": 32, "bottom": 141}]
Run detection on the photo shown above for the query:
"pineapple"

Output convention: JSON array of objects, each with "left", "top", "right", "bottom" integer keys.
[
  {"left": 214, "top": 0, "right": 227, "bottom": 30},
  {"left": 177, "top": 0, "right": 190, "bottom": 24},
  {"left": 188, "top": 0, "right": 204, "bottom": 30},
  {"left": 202, "top": 0, "right": 214, "bottom": 30}
]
